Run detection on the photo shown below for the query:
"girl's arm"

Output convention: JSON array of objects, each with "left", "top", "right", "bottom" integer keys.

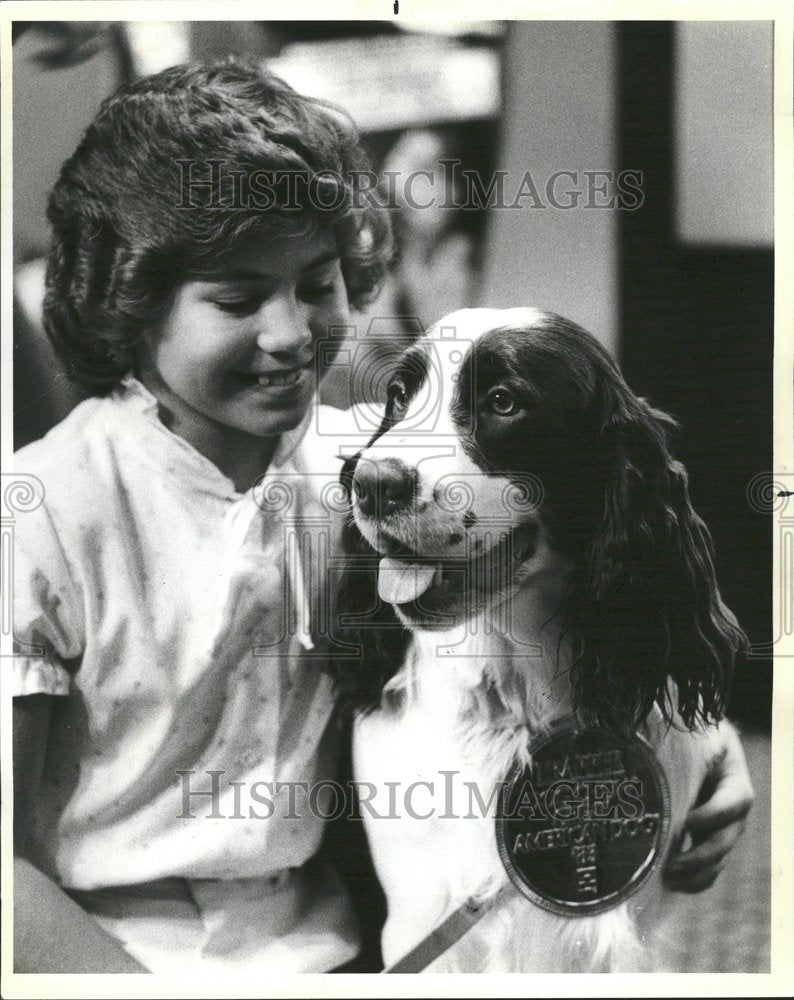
[{"left": 13, "top": 694, "right": 148, "bottom": 973}]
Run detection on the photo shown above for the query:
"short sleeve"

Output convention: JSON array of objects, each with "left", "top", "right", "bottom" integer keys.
[{"left": 10, "top": 499, "right": 85, "bottom": 697}]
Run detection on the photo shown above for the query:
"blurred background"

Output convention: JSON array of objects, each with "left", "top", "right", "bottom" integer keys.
[{"left": 12, "top": 19, "right": 773, "bottom": 972}]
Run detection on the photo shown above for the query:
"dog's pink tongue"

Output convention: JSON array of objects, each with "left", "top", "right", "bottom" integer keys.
[{"left": 378, "top": 557, "right": 438, "bottom": 605}]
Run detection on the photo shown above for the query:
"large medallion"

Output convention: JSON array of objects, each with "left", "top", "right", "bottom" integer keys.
[{"left": 496, "top": 719, "right": 670, "bottom": 916}]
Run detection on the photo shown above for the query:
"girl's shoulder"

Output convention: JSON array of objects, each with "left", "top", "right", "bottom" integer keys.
[
  {"left": 310, "top": 401, "right": 385, "bottom": 446},
  {"left": 13, "top": 393, "right": 136, "bottom": 535},
  {"left": 15, "top": 396, "right": 108, "bottom": 473},
  {"left": 299, "top": 402, "right": 384, "bottom": 478},
  {"left": 14, "top": 396, "right": 122, "bottom": 490},
  {"left": 313, "top": 401, "right": 382, "bottom": 432}
]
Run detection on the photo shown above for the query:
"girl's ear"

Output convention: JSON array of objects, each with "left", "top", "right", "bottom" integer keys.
[{"left": 567, "top": 392, "right": 747, "bottom": 738}]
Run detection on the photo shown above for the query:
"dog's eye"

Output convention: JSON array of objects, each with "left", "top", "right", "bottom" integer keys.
[
  {"left": 387, "top": 378, "right": 408, "bottom": 411},
  {"left": 486, "top": 387, "right": 519, "bottom": 416}
]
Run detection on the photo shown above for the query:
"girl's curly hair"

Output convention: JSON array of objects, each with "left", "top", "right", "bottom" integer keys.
[{"left": 44, "top": 60, "right": 393, "bottom": 392}]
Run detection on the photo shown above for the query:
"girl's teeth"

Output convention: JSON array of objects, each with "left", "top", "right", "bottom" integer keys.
[{"left": 257, "top": 370, "right": 301, "bottom": 387}]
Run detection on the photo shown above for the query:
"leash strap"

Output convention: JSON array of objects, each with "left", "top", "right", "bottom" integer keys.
[{"left": 383, "top": 882, "right": 514, "bottom": 974}]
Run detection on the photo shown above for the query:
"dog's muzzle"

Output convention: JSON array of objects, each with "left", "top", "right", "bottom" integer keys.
[
  {"left": 351, "top": 456, "right": 437, "bottom": 606},
  {"left": 352, "top": 457, "right": 417, "bottom": 518},
  {"left": 350, "top": 454, "right": 541, "bottom": 617}
]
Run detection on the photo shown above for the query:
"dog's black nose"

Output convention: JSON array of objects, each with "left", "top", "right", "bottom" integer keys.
[{"left": 353, "top": 458, "right": 417, "bottom": 517}]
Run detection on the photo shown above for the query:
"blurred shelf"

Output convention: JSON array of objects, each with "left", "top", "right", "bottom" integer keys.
[{"left": 266, "top": 34, "right": 501, "bottom": 133}]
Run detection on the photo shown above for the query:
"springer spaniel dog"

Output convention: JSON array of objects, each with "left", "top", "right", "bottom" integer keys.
[{"left": 333, "top": 308, "right": 746, "bottom": 973}]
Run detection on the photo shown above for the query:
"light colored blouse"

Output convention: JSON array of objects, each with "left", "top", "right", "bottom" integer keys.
[{"left": 11, "top": 376, "right": 366, "bottom": 893}]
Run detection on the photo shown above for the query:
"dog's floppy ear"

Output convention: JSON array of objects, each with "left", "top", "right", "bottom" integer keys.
[
  {"left": 567, "top": 388, "right": 747, "bottom": 738},
  {"left": 329, "top": 453, "right": 409, "bottom": 717}
]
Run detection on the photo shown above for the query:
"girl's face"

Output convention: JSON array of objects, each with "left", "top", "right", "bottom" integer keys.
[{"left": 138, "top": 224, "right": 350, "bottom": 450}]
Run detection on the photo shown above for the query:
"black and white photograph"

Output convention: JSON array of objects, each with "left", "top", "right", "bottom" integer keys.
[{"left": 1, "top": 2, "right": 791, "bottom": 996}]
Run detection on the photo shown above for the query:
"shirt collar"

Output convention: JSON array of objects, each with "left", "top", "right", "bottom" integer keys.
[{"left": 115, "top": 375, "right": 315, "bottom": 497}]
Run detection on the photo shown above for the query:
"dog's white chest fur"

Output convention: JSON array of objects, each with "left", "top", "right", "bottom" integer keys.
[{"left": 353, "top": 630, "right": 718, "bottom": 973}]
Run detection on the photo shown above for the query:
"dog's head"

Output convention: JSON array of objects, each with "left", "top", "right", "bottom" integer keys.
[{"left": 335, "top": 308, "right": 745, "bottom": 735}]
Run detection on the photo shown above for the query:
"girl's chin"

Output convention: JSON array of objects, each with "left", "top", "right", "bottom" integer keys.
[{"left": 229, "top": 391, "right": 315, "bottom": 436}]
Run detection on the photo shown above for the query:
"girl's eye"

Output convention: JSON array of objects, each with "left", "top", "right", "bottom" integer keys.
[
  {"left": 213, "top": 298, "right": 260, "bottom": 316},
  {"left": 486, "top": 387, "right": 519, "bottom": 416},
  {"left": 300, "top": 279, "right": 337, "bottom": 301}
]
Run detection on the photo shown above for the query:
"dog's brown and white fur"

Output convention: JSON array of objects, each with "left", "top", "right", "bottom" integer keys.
[{"left": 335, "top": 309, "right": 745, "bottom": 972}]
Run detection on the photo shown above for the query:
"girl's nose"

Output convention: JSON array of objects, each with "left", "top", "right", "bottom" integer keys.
[{"left": 255, "top": 295, "right": 314, "bottom": 359}]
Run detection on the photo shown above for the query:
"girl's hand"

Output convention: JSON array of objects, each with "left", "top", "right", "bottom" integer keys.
[{"left": 664, "top": 721, "right": 755, "bottom": 893}]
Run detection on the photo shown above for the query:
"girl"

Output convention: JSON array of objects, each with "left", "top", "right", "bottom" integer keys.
[
  {"left": 11, "top": 60, "right": 752, "bottom": 975},
  {"left": 12, "top": 61, "right": 390, "bottom": 974}
]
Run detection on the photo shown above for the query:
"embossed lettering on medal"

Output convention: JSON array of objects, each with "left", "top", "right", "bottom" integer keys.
[{"left": 496, "top": 720, "right": 670, "bottom": 916}]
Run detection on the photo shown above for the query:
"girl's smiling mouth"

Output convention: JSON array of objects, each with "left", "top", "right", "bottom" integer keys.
[{"left": 237, "top": 362, "right": 313, "bottom": 389}]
